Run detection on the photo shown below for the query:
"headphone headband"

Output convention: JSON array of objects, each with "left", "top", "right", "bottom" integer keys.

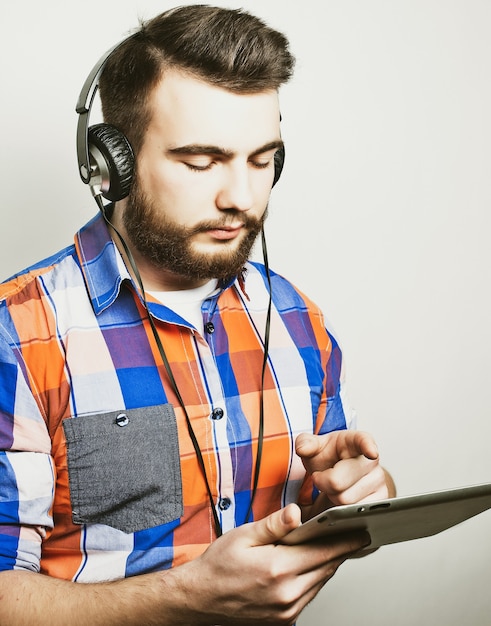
[{"left": 76, "top": 36, "right": 136, "bottom": 188}]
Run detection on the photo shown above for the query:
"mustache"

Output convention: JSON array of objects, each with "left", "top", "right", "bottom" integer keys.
[{"left": 189, "top": 212, "right": 265, "bottom": 235}]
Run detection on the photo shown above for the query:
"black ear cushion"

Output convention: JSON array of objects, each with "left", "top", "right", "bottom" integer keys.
[
  {"left": 273, "top": 145, "right": 285, "bottom": 187},
  {"left": 88, "top": 123, "right": 135, "bottom": 201}
]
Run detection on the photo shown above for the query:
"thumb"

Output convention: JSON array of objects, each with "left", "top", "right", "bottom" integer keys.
[
  {"left": 251, "top": 503, "right": 302, "bottom": 546},
  {"left": 295, "top": 432, "right": 320, "bottom": 459}
]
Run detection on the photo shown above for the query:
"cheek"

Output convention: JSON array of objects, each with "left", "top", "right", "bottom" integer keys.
[
  {"left": 143, "top": 167, "right": 211, "bottom": 222},
  {"left": 255, "top": 183, "right": 273, "bottom": 215},
  {"left": 251, "top": 168, "right": 275, "bottom": 207},
  {"left": 143, "top": 158, "right": 203, "bottom": 196}
]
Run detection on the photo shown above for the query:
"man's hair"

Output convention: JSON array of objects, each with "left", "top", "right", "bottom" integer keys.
[{"left": 99, "top": 4, "right": 295, "bottom": 154}]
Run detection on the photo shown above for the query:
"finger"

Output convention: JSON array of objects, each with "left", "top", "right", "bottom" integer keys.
[
  {"left": 313, "top": 455, "right": 378, "bottom": 493},
  {"left": 279, "top": 548, "right": 358, "bottom": 623},
  {"left": 347, "top": 431, "right": 379, "bottom": 461},
  {"left": 275, "top": 531, "right": 371, "bottom": 603},
  {"left": 331, "top": 431, "right": 379, "bottom": 461},
  {"left": 249, "top": 503, "right": 303, "bottom": 546},
  {"left": 298, "top": 530, "right": 373, "bottom": 572},
  {"left": 296, "top": 431, "right": 379, "bottom": 471},
  {"left": 315, "top": 462, "right": 388, "bottom": 505}
]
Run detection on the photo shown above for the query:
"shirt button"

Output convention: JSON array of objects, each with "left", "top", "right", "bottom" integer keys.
[
  {"left": 211, "top": 407, "right": 224, "bottom": 420},
  {"left": 218, "top": 497, "right": 232, "bottom": 511},
  {"left": 115, "top": 413, "right": 129, "bottom": 427},
  {"left": 204, "top": 322, "right": 215, "bottom": 334}
]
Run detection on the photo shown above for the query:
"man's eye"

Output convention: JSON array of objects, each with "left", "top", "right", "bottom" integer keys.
[
  {"left": 251, "top": 160, "right": 271, "bottom": 170},
  {"left": 184, "top": 160, "right": 214, "bottom": 172},
  {"left": 250, "top": 150, "right": 277, "bottom": 170},
  {"left": 182, "top": 156, "right": 215, "bottom": 172}
]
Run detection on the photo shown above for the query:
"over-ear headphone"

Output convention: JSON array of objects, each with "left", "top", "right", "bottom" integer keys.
[
  {"left": 272, "top": 142, "right": 285, "bottom": 187},
  {"left": 76, "top": 35, "right": 285, "bottom": 203},
  {"left": 76, "top": 39, "right": 135, "bottom": 202}
]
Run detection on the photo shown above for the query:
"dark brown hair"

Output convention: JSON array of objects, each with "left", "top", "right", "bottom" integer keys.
[{"left": 99, "top": 4, "right": 295, "bottom": 153}]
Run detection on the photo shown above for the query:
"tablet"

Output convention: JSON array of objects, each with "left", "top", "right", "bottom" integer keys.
[{"left": 281, "top": 482, "right": 491, "bottom": 551}]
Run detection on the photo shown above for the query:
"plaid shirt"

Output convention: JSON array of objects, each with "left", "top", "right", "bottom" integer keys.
[{"left": 0, "top": 213, "right": 352, "bottom": 581}]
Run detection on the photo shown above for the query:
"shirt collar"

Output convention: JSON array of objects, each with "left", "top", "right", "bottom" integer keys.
[
  {"left": 75, "top": 213, "right": 130, "bottom": 315},
  {"left": 74, "top": 212, "right": 250, "bottom": 315}
]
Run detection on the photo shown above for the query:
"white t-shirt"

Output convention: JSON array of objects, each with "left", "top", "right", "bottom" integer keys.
[{"left": 147, "top": 279, "right": 219, "bottom": 334}]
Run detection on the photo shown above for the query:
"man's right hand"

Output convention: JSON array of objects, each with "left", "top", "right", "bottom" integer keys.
[{"left": 170, "top": 502, "right": 370, "bottom": 625}]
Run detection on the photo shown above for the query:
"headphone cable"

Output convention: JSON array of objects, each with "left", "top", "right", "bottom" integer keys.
[{"left": 95, "top": 196, "right": 269, "bottom": 537}]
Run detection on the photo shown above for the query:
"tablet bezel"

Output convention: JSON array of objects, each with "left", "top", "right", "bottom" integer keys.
[{"left": 281, "top": 482, "right": 491, "bottom": 551}]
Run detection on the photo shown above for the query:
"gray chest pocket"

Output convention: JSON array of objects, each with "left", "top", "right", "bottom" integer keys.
[{"left": 63, "top": 404, "right": 183, "bottom": 534}]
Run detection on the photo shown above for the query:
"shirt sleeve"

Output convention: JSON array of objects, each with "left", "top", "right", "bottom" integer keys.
[
  {"left": 313, "top": 317, "right": 357, "bottom": 435},
  {"left": 0, "top": 328, "right": 55, "bottom": 572},
  {"left": 322, "top": 308, "right": 358, "bottom": 432},
  {"left": 296, "top": 306, "right": 358, "bottom": 507}
]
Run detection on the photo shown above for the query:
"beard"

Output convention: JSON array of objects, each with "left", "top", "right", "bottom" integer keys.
[{"left": 122, "top": 179, "right": 267, "bottom": 284}]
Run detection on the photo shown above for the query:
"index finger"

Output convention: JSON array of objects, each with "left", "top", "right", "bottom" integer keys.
[{"left": 296, "top": 430, "right": 379, "bottom": 471}]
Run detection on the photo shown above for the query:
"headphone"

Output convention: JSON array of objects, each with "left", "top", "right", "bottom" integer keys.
[{"left": 76, "top": 35, "right": 285, "bottom": 203}]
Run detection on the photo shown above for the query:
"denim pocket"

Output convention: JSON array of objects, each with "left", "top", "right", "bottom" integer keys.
[{"left": 63, "top": 404, "right": 183, "bottom": 533}]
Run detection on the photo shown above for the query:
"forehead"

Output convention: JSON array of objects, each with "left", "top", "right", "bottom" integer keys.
[{"left": 146, "top": 69, "right": 282, "bottom": 150}]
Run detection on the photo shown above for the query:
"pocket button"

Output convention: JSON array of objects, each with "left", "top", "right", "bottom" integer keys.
[{"left": 115, "top": 413, "right": 130, "bottom": 427}]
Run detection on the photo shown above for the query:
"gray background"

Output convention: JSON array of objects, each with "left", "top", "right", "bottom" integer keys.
[{"left": 1, "top": 1, "right": 490, "bottom": 624}]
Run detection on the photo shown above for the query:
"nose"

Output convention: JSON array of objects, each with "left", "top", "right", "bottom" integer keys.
[{"left": 216, "top": 162, "right": 254, "bottom": 212}]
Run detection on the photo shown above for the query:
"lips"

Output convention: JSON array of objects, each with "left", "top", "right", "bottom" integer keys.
[{"left": 206, "top": 224, "right": 245, "bottom": 240}]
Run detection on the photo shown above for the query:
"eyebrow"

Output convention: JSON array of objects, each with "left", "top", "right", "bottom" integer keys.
[{"left": 167, "top": 140, "right": 284, "bottom": 159}]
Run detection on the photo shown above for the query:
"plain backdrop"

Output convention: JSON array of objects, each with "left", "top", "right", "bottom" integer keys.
[{"left": 1, "top": 1, "right": 490, "bottom": 624}]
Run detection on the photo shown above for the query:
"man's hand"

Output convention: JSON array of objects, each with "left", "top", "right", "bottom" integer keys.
[
  {"left": 295, "top": 430, "right": 394, "bottom": 518},
  {"left": 178, "top": 502, "right": 371, "bottom": 625}
]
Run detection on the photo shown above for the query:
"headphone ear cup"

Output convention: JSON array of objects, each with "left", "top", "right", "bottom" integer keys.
[
  {"left": 87, "top": 123, "right": 134, "bottom": 201},
  {"left": 273, "top": 145, "right": 285, "bottom": 187}
]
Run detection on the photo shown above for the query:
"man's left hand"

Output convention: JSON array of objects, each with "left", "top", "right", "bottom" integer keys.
[{"left": 295, "top": 430, "right": 394, "bottom": 519}]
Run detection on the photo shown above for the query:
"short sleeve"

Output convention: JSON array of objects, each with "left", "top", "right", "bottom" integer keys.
[{"left": 0, "top": 328, "right": 55, "bottom": 572}]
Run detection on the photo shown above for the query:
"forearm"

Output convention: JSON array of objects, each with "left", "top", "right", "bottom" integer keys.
[
  {"left": 0, "top": 501, "right": 373, "bottom": 626},
  {"left": 0, "top": 566, "right": 206, "bottom": 626}
]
